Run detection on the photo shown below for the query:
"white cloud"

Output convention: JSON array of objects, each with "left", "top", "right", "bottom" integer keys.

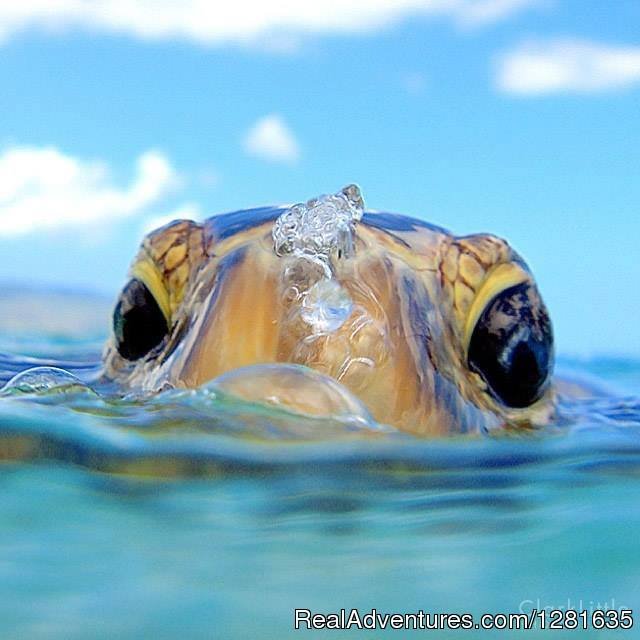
[
  {"left": 0, "top": 1, "right": 541, "bottom": 47},
  {"left": 496, "top": 39, "right": 640, "bottom": 95},
  {"left": 456, "top": 0, "right": 541, "bottom": 27},
  {"left": 0, "top": 146, "right": 179, "bottom": 236},
  {"left": 243, "top": 114, "right": 300, "bottom": 164}
]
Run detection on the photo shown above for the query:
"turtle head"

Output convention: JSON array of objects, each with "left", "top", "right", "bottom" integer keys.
[{"left": 103, "top": 188, "right": 555, "bottom": 435}]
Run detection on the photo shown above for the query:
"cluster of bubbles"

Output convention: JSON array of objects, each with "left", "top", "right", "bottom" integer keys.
[
  {"left": 272, "top": 184, "right": 364, "bottom": 334},
  {"left": 272, "top": 184, "right": 364, "bottom": 265}
]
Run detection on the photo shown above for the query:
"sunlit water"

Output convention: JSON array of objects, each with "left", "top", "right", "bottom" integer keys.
[{"left": 0, "top": 290, "right": 639, "bottom": 639}]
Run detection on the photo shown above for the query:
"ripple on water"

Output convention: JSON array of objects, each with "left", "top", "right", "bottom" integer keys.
[{"left": 0, "top": 351, "right": 639, "bottom": 482}]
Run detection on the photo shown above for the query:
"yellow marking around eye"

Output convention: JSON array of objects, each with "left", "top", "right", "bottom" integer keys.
[
  {"left": 463, "top": 262, "right": 530, "bottom": 355},
  {"left": 131, "top": 260, "right": 171, "bottom": 324}
]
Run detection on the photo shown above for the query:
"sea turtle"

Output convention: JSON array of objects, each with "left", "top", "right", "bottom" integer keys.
[{"left": 104, "top": 185, "right": 554, "bottom": 436}]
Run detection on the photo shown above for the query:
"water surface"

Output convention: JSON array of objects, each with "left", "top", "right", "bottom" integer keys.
[{"left": 0, "top": 289, "right": 638, "bottom": 639}]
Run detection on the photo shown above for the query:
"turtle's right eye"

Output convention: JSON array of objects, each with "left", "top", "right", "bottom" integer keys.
[{"left": 113, "top": 279, "right": 169, "bottom": 361}]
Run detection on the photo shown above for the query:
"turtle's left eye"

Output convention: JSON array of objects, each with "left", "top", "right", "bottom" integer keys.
[
  {"left": 467, "top": 281, "right": 553, "bottom": 408},
  {"left": 113, "top": 278, "right": 169, "bottom": 361}
]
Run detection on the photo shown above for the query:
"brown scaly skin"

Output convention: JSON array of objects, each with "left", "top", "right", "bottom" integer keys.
[{"left": 103, "top": 207, "right": 555, "bottom": 436}]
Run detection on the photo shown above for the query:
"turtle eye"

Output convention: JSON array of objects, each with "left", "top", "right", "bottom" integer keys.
[
  {"left": 467, "top": 281, "right": 553, "bottom": 408},
  {"left": 113, "top": 278, "right": 169, "bottom": 361}
]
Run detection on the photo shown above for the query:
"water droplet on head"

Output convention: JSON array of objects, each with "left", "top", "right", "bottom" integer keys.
[{"left": 300, "top": 278, "right": 353, "bottom": 334}]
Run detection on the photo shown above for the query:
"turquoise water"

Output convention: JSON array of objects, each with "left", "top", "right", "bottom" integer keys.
[{"left": 0, "top": 291, "right": 639, "bottom": 639}]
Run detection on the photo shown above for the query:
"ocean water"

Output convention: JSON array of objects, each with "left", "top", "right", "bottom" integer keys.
[{"left": 0, "top": 290, "right": 639, "bottom": 639}]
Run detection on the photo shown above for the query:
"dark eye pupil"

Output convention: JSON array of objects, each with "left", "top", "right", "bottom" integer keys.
[
  {"left": 113, "top": 279, "right": 168, "bottom": 361},
  {"left": 467, "top": 282, "right": 553, "bottom": 408}
]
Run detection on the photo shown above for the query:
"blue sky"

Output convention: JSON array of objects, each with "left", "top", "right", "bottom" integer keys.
[{"left": 0, "top": 0, "right": 638, "bottom": 357}]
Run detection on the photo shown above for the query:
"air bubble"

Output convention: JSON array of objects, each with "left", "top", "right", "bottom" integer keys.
[
  {"left": 210, "top": 363, "right": 375, "bottom": 425},
  {"left": 0, "top": 367, "right": 96, "bottom": 396}
]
